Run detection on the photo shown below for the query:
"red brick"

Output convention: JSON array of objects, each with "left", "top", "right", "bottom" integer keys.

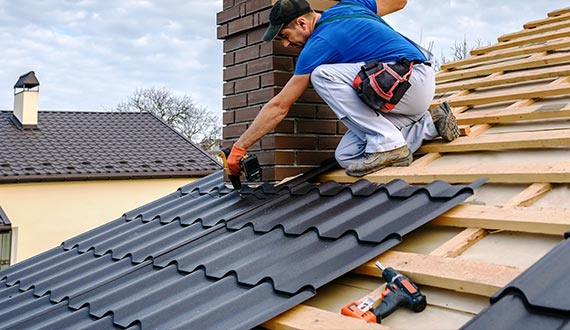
[
  {"left": 223, "top": 123, "right": 248, "bottom": 139},
  {"left": 271, "top": 135, "right": 317, "bottom": 149},
  {"left": 296, "top": 151, "right": 335, "bottom": 165},
  {"left": 247, "top": 26, "right": 266, "bottom": 46},
  {"left": 223, "top": 81, "right": 235, "bottom": 96},
  {"left": 245, "top": 0, "right": 271, "bottom": 14},
  {"left": 260, "top": 40, "right": 301, "bottom": 57},
  {"left": 297, "top": 88, "right": 324, "bottom": 103},
  {"left": 248, "top": 56, "right": 294, "bottom": 75},
  {"left": 288, "top": 104, "right": 317, "bottom": 118},
  {"left": 223, "top": 63, "right": 247, "bottom": 81},
  {"left": 338, "top": 121, "right": 348, "bottom": 134},
  {"left": 235, "top": 105, "right": 262, "bottom": 122},
  {"left": 224, "top": 34, "right": 247, "bottom": 52},
  {"left": 228, "top": 16, "right": 254, "bottom": 35},
  {"left": 256, "top": 150, "right": 296, "bottom": 165},
  {"left": 234, "top": 45, "right": 260, "bottom": 64},
  {"left": 273, "top": 166, "right": 314, "bottom": 181},
  {"left": 297, "top": 119, "right": 337, "bottom": 135},
  {"left": 235, "top": 76, "right": 260, "bottom": 93},
  {"left": 223, "top": 93, "right": 248, "bottom": 110},
  {"left": 260, "top": 71, "right": 292, "bottom": 87},
  {"left": 248, "top": 87, "right": 279, "bottom": 105},
  {"left": 318, "top": 136, "right": 342, "bottom": 149},
  {"left": 317, "top": 105, "right": 337, "bottom": 119},
  {"left": 223, "top": 111, "right": 235, "bottom": 125},
  {"left": 223, "top": 52, "right": 235, "bottom": 67},
  {"left": 271, "top": 119, "right": 295, "bottom": 133},
  {"left": 217, "top": 6, "right": 241, "bottom": 25},
  {"left": 217, "top": 24, "right": 229, "bottom": 40},
  {"left": 223, "top": 0, "right": 234, "bottom": 10}
]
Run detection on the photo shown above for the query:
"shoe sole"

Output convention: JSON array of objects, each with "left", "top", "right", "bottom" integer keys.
[
  {"left": 345, "top": 152, "right": 412, "bottom": 177},
  {"left": 439, "top": 102, "right": 460, "bottom": 142}
]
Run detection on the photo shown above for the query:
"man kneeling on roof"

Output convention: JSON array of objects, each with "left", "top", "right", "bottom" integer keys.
[{"left": 227, "top": 0, "right": 459, "bottom": 178}]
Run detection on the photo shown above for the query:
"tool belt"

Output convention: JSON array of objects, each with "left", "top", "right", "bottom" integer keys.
[{"left": 353, "top": 59, "right": 416, "bottom": 114}]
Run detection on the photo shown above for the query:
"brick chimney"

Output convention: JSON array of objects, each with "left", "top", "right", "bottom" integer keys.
[
  {"left": 218, "top": 0, "right": 342, "bottom": 182},
  {"left": 13, "top": 71, "right": 40, "bottom": 129}
]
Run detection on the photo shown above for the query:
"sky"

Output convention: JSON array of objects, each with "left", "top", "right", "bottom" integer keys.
[{"left": 0, "top": 1, "right": 568, "bottom": 114}]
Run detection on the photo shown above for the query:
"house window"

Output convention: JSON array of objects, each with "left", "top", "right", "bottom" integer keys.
[{"left": 0, "top": 230, "right": 11, "bottom": 270}]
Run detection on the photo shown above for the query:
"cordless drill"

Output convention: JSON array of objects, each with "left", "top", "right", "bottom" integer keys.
[
  {"left": 220, "top": 147, "right": 261, "bottom": 190},
  {"left": 373, "top": 261, "right": 427, "bottom": 320},
  {"left": 340, "top": 261, "right": 426, "bottom": 323}
]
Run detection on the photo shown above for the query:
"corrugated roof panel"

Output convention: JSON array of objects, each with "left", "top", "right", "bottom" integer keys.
[
  {"left": 0, "top": 172, "right": 482, "bottom": 329},
  {"left": 462, "top": 238, "right": 570, "bottom": 329}
]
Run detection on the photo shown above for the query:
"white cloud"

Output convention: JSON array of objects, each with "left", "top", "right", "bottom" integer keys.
[{"left": 0, "top": 0, "right": 567, "bottom": 115}]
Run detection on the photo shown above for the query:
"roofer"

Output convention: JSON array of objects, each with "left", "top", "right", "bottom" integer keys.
[{"left": 227, "top": 0, "right": 459, "bottom": 177}]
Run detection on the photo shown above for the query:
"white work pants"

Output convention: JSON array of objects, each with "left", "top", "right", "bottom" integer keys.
[{"left": 311, "top": 62, "right": 439, "bottom": 168}]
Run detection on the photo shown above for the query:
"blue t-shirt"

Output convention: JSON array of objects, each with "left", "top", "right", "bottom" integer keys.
[{"left": 295, "top": 0, "right": 426, "bottom": 75}]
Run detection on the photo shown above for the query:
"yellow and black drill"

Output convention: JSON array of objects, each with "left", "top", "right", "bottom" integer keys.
[{"left": 220, "top": 148, "right": 261, "bottom": 191}]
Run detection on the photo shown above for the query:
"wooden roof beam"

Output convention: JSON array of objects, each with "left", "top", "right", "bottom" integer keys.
[
  {"left": 354, "top": 251, "right": 522, "bottom": 297},
  {"left": 417, "top": 128, "right": 570, "bottom": 153},
  {"left": 431, "top": 204, "right": 570, "bottom": 236},
  {"left": 455, "top": 103, "right": 570, "bottom": 125},
  {"left": 319, "top": 161, "right": 570, "bottom": 184}
]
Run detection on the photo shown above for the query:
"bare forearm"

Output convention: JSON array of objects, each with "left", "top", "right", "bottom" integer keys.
[{"left": 235, "top": 101, "right": 288, "bottom": 149}]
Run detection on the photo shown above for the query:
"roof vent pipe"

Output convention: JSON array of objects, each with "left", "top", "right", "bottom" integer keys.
[{"left": 13, "top": 71, "right": 40, "bottom": 129}]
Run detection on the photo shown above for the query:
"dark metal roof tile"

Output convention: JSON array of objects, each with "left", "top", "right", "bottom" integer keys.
[{"left": 0, "top": 111, "right": 221, "bottom": 183}]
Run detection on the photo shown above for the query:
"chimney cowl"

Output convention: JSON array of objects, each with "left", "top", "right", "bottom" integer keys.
[{"left": 14, "top": 71, "right": 40, "bottom": 90}]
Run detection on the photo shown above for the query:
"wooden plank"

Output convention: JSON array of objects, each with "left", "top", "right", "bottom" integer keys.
[
  {"left": 504, "top": 183, "right": 552, "bottom": 207},
  {"left": 264, "top": 304, "right": 386, "bottom": 330},
  {"left": 440, "top": 39, "right": 570, "bottom": 71},
  {"left": 455, "top": 104, "right": 570, "bottom": 125},
  {"left": 448, "top": 83, "right": 570, "bottom": 107},
  {"left": 436, "top": 51, "right": 570, "bottom": 83},
  {"left": 410, "top": 153, "right": 441, "bottom": 168},
  {"left": 549, "top": 7, "right": 570, "bottom": 18},
  {"left": 353, "top": 251, "right": 523, "bottom": 297},
  {"left": 431, "top": 204, "right": 570, "bottom": 236},
  {"left": 471, "top": 27, "right": 570, "bottom": 56},
  {"left": 436, "top": 64, "right": 570, "bottom": 94},
  {"left": 524, "top": 11, "right": 570, "bottom": 29},
  {"left": 319, "top": 161, "right": 570, "bottom": 184},
  {"left": 499, "top": 19, "right": 570, "bottom": 42},
  {"left": 418, "top": 128, "right": 570, "bottom": 153},
  {"left": 429, "top": 228, "right": 488, "bottom": 258}
]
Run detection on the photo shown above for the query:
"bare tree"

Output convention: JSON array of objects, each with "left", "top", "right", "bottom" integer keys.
[{"left": 116, "top": 87, "right": 221, "bottom": 152}]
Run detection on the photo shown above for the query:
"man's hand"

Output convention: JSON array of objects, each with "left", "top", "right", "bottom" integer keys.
[{"left": 227, "top": 144, "right": 247, "bottom": 176}]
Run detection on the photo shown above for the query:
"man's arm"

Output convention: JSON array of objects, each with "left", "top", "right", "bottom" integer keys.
[
  {"left": 235, "top": 73, "right": 311, "bottom": 149},
  {"left": 376, "top": 0, "right": 407, "bottom": 16}
]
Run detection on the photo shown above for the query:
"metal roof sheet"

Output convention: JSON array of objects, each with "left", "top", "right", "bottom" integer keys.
[
  {"left": 0, "top": 111, "right": 220, "bottom": 183},
  {"left": 462, "top": 237, "right": 570, "bottom": 330},
  {"left": 0, "top": 169, "right": 482, "bottom": 329}
]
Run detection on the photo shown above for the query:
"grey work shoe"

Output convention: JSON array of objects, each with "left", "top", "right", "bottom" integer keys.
[
  {"left": 429, "top": 101, "right": 460, "bottom": 142},
  {"left": 345, "top": 145, "right": 412, "bottom": 177}
]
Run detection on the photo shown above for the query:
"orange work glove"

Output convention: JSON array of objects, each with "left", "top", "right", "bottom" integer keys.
[{"left": 227, "top": 144, "right": 247, "bottom": 176}]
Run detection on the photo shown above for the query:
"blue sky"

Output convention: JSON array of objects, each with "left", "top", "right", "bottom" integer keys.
[{"left": 0, "top": 1, "right": 567, "bottom": 114}]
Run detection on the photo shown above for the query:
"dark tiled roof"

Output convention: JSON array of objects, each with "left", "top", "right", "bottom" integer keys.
[
  {"left": 0, "top": 111, "right": 221, "bottom": 183},
  {"left": 0, "top": 170, "right": 483, "bottom": 329},
  {"left": 0, "top": 206, "right": 10, "bottom": 227},
  {"left": 462, "top": 237, "right": 570, "bottom": 330}
]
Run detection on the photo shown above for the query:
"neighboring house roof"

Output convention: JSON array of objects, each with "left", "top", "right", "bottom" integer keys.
[
  {"left": 0, "top": 206, "right": 10, "bottom": 228},
  {"left": 0, "top": 111, "right": 221, "bottom": 183},
  {"left": 0, "top": 169, "right": 483, "bottom": 329},
  {"left": 462, "top": 237, "right": 570, "bottom": 329}
]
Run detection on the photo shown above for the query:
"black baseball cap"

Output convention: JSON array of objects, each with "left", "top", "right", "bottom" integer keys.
[{"left": 262, "top": 0, "right": 312, "bottom": 42}]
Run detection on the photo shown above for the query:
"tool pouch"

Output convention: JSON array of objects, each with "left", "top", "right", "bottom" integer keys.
[{"left": 353, "top": 60, "right": 414, "bottom": 114}]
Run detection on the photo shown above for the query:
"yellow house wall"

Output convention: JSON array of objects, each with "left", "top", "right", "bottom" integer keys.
[{"left": 0, "top": 178, "right": 196, "bottom": 263}]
